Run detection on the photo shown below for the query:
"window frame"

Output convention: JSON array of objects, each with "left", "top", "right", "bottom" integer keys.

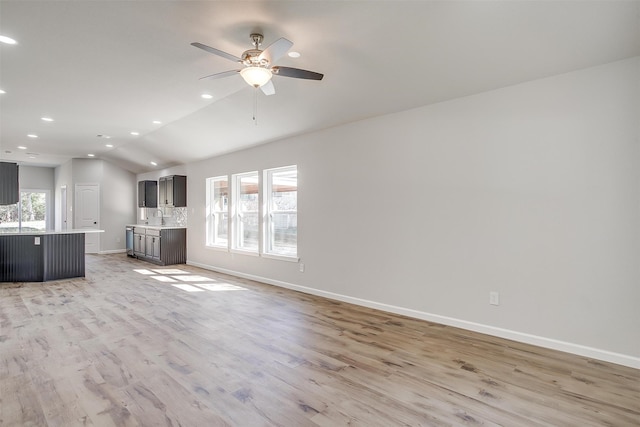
[
  {"left": 205, "top": 176, "right": 230, "bottom": 250},
  {"left": 263, "top": 165, "right": 298, "bottom": 261},
  {"left": 0, "top": 189, "right": 51, "bottom": 232},
  {"left": 231, "top": 171, "right": 260, "bottom": 255}
]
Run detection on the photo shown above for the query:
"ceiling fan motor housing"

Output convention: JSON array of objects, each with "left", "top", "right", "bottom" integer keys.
[
  {"left": 242, "top": 33, "right": 268, "bottom": 67},
  {"left": 242, "top": 49, "right": 268, "bottom": 67}
]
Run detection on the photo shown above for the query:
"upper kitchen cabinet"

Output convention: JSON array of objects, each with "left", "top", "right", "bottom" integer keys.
[
  {"left": 159, "top": 175, "right": 187, "bottom": 207},
  {"left": 138, "top": 180, "right": 158, "bottom": 208},
  {"left": 0, "top": 162, "right": 19, "bottom": 205}
]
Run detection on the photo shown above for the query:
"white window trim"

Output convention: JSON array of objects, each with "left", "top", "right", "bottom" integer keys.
[
  {"left": 263, "top": 165, "right": 297, "bottom": 259},
  {"left": 230, "top": 248, "right": 260, "bottom": 257},
  {"left": 20, "top": 188, "right": 52, "bottom": 231},
  {"left": 205, "top": 176, "right": 230, "bottom": 249},
  {"left": 231, "top": 171, "right": 260, "bottom": 254},
  {"left": 262, "top": 253, "right": 299, "bottom": 262}
]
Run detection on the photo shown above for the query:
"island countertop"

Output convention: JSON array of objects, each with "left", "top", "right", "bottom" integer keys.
[{"left": 0, "top": 228, "right": 105, "bottom": 236}]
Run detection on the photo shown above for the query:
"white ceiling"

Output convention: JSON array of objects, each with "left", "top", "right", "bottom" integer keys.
[{"left": 1, "top": 1, "right": 638, "bottom": 174}]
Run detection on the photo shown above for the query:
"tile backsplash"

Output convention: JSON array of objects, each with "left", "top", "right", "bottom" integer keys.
[
  {"left": 171, "top": 207, "right": 188, "bottom": 227},
  {"left": 139, "top": 207, "right": 187, "bottom": 227}
]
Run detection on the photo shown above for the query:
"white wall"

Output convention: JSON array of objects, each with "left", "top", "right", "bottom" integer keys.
[
  {"left": 101, "top": 161, "right": 137, "bottom": 252},
  {"left": 186, "top": 57, "right": 639, "bottom": 367},
  {"left": 54, "top": 158, "right": 136, "bottom": 252},
  {"left": 19, "top": 165, "right": 54, "bottom": 190},
  {"left": 54, "top": 161, "right": 73, "bottom": 230}
]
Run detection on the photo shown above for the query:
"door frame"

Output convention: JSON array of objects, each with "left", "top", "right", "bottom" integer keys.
[{"left": 75, "top": 183, "right": 101, "bottom": 253}]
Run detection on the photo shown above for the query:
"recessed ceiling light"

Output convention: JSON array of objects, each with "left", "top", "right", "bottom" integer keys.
[
  {"left": 201, "top": 93, "right": 213, "bottom": 99},
  {"left": 27, "top": 134, "right": 38, "bottom": 138},
  {"left": 17, "top": 146, "right": 27, "bottom": 150},
  {"left": 0, "top": 35, "right": 17, "bottom": 45},
  {"left": 152, "top": 120, "right": 162, "bottom": 124},
  {"left": 41, "top": 117, "right": 54, "bottom": 122},
  {"left": 87, "top": 154, "right": 95, "bottom": 157},
  {"left": 150, "top": 161, "right": 158, "bottom": 166},
  {"left": 105, "top": 144, "right": 114, "bottom": 148},
  {"left": 288, "top": 51, "right": 301, "bottom": 58},
  {"left": 28, "top": 156, "right": 36, "bottom": 159},
  {"left": 130, "top": 131, "right": 139, "bottom": 136}
]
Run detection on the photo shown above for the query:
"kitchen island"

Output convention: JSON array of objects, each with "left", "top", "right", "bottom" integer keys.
[{"left": 0, "top": 229, "right": 104, "bottom": 282}]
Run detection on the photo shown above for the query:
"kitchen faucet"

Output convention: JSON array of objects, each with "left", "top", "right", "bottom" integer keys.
[{"left": 155, "top": 208, "right": 165, "bottom": 226}]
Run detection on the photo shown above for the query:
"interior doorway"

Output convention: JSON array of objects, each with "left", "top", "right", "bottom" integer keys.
[{"left": 75, "top": 184, "right": 100, "bottom": 253}]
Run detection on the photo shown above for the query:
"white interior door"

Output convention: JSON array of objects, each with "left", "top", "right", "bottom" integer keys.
[
  {"left": 75, "top": 184, "right": 100, "bottom": 253},
  {"left": 61, "top": 186, "right": 68, "bottom": 230}
]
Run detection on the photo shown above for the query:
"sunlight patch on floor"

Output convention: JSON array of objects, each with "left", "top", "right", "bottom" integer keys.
[
  {"left": 151, "top": 275, "right": 178, "bottom": 283},
  {"left": 172, "top": 284, "right": 206, "bottom": 292},
  {"left": 133, "top": 269, "right": 155, "bottom": 275},
  {"left": 133, "top": 267, "right": 247, "bottom": 293},
  {"left": 170, "top": 275, "right": 214, "bottom": 282},
  {"left": 193, "top": 283, "right": 247, "bottom": 292},
  {"left": 152, "top": 268, "right": 189, "bottom": 275}
]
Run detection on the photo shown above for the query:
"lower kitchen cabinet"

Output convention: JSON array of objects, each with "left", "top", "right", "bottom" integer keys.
[
  {"left": 131, "top": 226, "right": 186, "bottom": 265},
  {"left": 145, "top": 229, "right": 161, "bottom": 262}
]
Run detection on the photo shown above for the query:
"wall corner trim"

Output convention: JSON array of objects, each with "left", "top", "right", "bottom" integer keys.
[{"left": 187, "top": 260, "right": 640, "bottom": 370}]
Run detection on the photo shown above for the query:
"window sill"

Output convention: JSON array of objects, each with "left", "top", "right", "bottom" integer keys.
[
  {"left": 262, "top": 253, "right": 299, "bottom": 263},
  {"left": 206, "top": 244, "right": 229, "bottom": 252},
  {"left": 230, "top": 248, "right": 260, "bottom": 257}
]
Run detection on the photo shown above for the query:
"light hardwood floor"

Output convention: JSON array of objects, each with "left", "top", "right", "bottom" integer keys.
[{"left": 1, "top": 254, "right": 638, "bottom": 426}]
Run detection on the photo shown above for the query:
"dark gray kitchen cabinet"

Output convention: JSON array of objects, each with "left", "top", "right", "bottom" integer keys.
[
  {"left": 145, "top": 228, "right": 161, "bottom": 262},
  {"left": 159, "top": 175, "right": 187, "bottom": 207},
  {"left": 133, "top": 227, "right": 146, "bottom": 256},
  {"left": 0, "top": 162, "right": 19, "bottom": 205},
  {"left": 138, "top": 180, "right": 157, "bottom": 208},
  {"left": 131, "top": 226, "right": 186, "bottom": 265}
]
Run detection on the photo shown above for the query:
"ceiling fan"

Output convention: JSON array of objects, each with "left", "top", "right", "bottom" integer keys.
[{"left": 191, "top": 33, "right": 323, "bottom": 96}]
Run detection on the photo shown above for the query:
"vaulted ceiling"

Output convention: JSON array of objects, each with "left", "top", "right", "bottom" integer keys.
[{"left": 1, "top": 1, "right": 638, "bottom": 173}]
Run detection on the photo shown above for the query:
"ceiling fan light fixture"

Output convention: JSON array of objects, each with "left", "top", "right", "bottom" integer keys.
[{"left": 240, "top": 66, "right": 272, "bottom": 88}]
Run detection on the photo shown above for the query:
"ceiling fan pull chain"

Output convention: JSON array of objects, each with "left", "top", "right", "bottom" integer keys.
[{"left": 253, "top": 88, "right": 258, "bottom": 126}]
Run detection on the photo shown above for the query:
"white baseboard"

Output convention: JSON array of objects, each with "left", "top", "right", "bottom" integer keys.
[
  {"left": 99, "top": 249, "right": 127, "bottom": 255},
  {"left": 188, "top": 260, "right": 640, "bottom": 370}
]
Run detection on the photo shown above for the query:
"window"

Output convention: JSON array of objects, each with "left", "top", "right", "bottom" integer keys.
[
  {"left": 264, "top": 166, "right": 297, "bottom": 258},
  {"left": 232, "top": 172, "right": 259, "bottom": 252},
  {"left": 0, "top": 203, "right": 18, "bottom": 232},
  {"left": 0, "top": 190, "right": 49, "bottom": 232},
  {"left": 206, "top": 176, "right": 229, "bottom": 248}
]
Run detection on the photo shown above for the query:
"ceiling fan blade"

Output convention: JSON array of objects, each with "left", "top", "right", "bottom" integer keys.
[
  {"left": 260, "top": 80, "right": 275, "bottom": 96},
  {"left": 258, "top": 37, "right": 293, "bottom": 64},
  {"left": 199, "top": 70, "right": 240, "bottom": 80},
  {"left": 272, "top": 66, "right": 324, "bottom": 81},
  {"left": 191, "top": 42, "right": 241, "bottom": 62}
]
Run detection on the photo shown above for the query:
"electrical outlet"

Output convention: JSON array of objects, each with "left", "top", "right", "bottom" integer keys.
[
  {"left": 299, "top": 263, "right": 305, "bottom": 273},
  {"left": 489, "top": 291, "right": 500, "bottom": 306}
]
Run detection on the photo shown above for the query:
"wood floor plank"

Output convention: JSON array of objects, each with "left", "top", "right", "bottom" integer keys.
[{"left": 1, "top": 253, "right": 638, "bottom": 426}]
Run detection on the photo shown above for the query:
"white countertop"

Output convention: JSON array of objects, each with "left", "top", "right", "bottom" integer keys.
[
  {"left": 0, "top": 228, "right": 105, "bottom": 236},
  {"left": 128, "top": 224, "right": 187, "bottom": 230}
]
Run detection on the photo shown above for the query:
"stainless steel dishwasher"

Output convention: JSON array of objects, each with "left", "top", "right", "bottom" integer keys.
[{"left": 125, "top": 226, "right": 134, "bottom": 256}]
